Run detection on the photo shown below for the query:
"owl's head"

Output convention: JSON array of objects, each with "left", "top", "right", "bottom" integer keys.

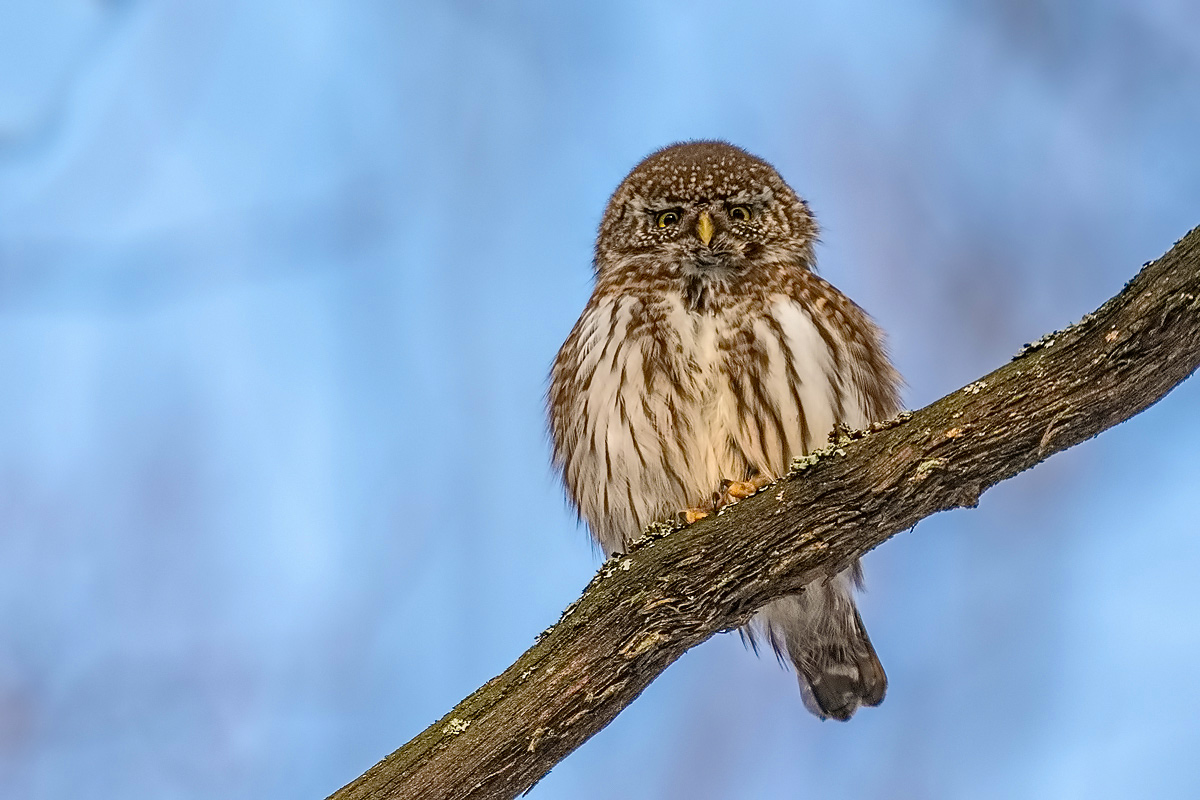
[{"left": 594, "top": 141, "right": 818, "bottom": 281}]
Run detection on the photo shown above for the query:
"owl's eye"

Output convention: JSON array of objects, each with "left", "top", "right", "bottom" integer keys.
[
  {"left": 655, "top": 210, "right": 681, "bottom": 228},
  {"left": 729, "top": 204, "right": 752, "bottom": 222}
]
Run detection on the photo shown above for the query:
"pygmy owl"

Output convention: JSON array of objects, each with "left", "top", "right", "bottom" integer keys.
[{"left": 548, "top": 141, "right": 902, "bottom": 720}]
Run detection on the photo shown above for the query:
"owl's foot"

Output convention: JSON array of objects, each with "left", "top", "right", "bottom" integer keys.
[
  {"left": 716, "top": 475, "right": 773, "bottom": 509},
  {"left": 678, "top": 476, "right": 772, "bottom": 525}
]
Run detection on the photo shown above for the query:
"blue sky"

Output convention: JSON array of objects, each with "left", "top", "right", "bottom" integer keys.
[{"left": 2, "top": 2, "right": 1199, "bottom": 798}]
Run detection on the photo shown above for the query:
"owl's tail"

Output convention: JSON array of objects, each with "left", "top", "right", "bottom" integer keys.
[{"left": 751, "top": 563, "right": 886, "bottom": 721}]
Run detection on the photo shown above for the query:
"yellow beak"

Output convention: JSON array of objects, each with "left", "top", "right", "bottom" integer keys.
[{"left": 697, "top": 211, "right": 714, "bottom": 246}]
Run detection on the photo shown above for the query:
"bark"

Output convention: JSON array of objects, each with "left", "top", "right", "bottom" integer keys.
[{"left": 329, "top": 225, "right": 1200, "bottom": 800}]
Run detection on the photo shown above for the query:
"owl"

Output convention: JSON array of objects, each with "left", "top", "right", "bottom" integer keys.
[{"left": 548, "top": 141, "right": 902, "bottom": 721}]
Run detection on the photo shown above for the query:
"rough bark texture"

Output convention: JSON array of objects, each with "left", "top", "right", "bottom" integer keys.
[{"left": 329, "top": 226, "right": 1200, "bottom": 800}]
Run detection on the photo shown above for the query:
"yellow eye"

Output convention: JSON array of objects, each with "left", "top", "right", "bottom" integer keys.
[
  {"left": 729, "top": 205, "right": 752, "bottom": 222},
  {"left": 655, "top": 210, "right": 680, "bottom": 228}
]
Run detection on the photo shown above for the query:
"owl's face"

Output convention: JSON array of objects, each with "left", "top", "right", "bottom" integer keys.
[{"left": 594, "top": 141, "right": 818, "bottom": 284}]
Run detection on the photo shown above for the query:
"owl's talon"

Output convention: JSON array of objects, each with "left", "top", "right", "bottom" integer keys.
[
  {"left": 679, "top": 508, "right": 711, "bottom": 524},
  {"left": 720, "top": 479, "right": 757, "bottom": 501},
  {"left": 716, "top": 475, "right": 772, "bottom": 509}
]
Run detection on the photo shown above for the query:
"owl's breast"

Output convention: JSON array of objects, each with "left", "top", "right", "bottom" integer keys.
[{"left": 659, "top": 299, "right": 749, "bottom": 481}]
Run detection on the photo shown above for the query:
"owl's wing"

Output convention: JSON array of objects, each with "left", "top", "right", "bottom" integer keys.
[
  {"left": 748, "top": 287, "right": 902, "bottom": 720},
  {"left": 732, "top": 291, "right": 898, "bottom": 484},
  {"left": 771, "top": 284, "right": 902, "bottom": 441},
  {"left": 549, "top": 293, "right": 697, "bottom": 555}
]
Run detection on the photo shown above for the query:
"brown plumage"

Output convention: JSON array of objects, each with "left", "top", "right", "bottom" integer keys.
[{"left": 548, "top": 141, "right": 902, "bottom": 720}]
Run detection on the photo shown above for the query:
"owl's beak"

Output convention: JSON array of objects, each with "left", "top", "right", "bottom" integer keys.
[{"left": 696, "top": 211, "right": 715, "bottom": 247}]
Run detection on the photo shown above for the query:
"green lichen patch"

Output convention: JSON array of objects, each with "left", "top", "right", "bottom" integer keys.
[
  {"left": 911, "top": 457, "right": 948, "bottom": 482},
  {"left": 629, "top": 518, "right": 686, "bottom": 550},
  {"left": 443, "top": 718, "right": 471, "bottom": 736},
  {"left": 787, "top": 445, "right": 847, "bottom": 476}
]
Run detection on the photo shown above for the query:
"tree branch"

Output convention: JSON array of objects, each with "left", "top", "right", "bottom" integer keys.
[{"left": 329, "top": 225, "right": 1200, "bottom": 800}]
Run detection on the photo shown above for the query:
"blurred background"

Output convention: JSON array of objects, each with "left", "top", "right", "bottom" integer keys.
[{"left": 2, "top": 1, "right": 1199, "bottom": 798}]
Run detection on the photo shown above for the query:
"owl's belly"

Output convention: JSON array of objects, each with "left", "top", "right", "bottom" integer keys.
[
  {"left": 665, "top": 296, "right": 843, "bottom": 494},
  {"left": 557, "top": 293, "right": 844, "bottom": 554}
]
